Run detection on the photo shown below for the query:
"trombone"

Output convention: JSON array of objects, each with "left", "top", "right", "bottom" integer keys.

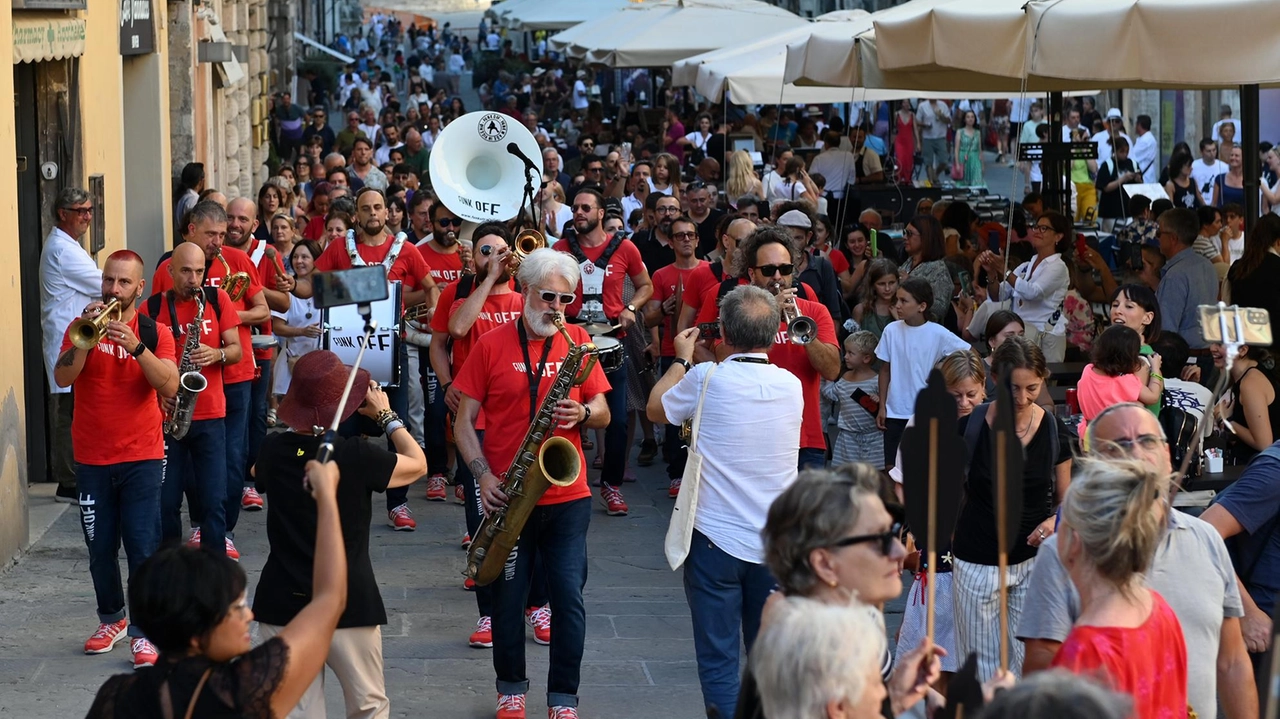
[
  {"left": 69, "top": 299, "right": 123, "bottom": 350},
  {"left": 771, "top": 281, "right": 815, "bottom": 345}
]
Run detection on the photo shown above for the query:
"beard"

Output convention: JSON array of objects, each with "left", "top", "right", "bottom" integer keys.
[
  {"left": 759, "top": 276, "right": 790, "bottom": 294},
  {"left": 526, "top": 309, "right": 559, "bottom": 337},
  {"left": 225, "top": 227, "right": 249, "bottom": 248},
  {"left": 436, "top": 229, "right": 457, "bottom": 246},
  {"left": 574, "top": 215, "right": 599, "bottom": 235},
  {"left": 659, "top": 220, "right": 673, "bottom": 236},
  {"left": 361, "top": 218, "right": 386, "bottom": 237}
]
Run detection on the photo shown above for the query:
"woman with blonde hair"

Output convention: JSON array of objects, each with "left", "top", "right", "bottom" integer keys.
[
  {"left": 726, "top": 150, "right": 765, "bottom": 204},
  {"left": 539, "top": 178, "right": 573, "bottom": 238},
  {"left": 1051, "top": 457, "right": 1188, "bottom": 719}
]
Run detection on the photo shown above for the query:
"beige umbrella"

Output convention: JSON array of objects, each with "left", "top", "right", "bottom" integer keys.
[
  {"left": 502, "top": 0, "right": 635, "bottom": 32},
  {"left": 549, "top": 0, "right": 808, "bottom": 69}
]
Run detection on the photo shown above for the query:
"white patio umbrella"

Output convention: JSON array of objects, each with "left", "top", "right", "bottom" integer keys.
[
  {"left": 502, "top": 0, "right": 635, "bottom": 32},
  {"left": 549, "top": 0, "right": 809, "bottom": 69}
]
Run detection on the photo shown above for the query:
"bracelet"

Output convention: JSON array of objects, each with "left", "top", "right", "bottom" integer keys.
[
  {"left": 376, "top": 409, "right": 401, "bottom": 432},
  {"left": 383, "top": 419, "right": 405, "bottom": 436},
  {"left": 1150, "top": 373, "right": 1164, "bottom": 382}
]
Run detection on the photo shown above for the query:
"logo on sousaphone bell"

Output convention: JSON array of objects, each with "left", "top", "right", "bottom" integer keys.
[{"left": 477, "top": 113, "right": 508, "bottom": 143}]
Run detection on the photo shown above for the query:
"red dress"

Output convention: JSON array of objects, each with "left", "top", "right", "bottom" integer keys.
[
  {"left": 1051, "top": 591, "right": 1188, "bottom": 719},
  {"left": 894, "top": 112, "right": 916, "bottom": 184}
]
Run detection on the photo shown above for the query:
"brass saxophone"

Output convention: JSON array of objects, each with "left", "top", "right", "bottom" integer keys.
[
  {"left": 164, "top": 291, "right": 209, "bottom": 440},
  {"left": 464, "top": 314, "right": 598, "bottom": 585}
]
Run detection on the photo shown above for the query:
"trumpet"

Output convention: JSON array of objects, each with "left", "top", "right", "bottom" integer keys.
[
  {"left": 510, "top": 227, "right": 546, "bottom": 270},
  {"left": 771, "top": 281, "right": 815, "bottom": 345},
  {"left": 403, "top": 303, "right": 433, "bottom": 324},
  {"left": 218, "top": 251, "right": 252, "bottom": 302},
  {"left": 69, "top": 299, "right": 123, "bottom": 350}
]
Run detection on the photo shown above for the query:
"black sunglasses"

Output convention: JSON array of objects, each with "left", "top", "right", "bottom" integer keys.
[
  {"left": 437, "top": 217, "right": 463, "bottom": 228},
  {"left": 753, "top": 263, "right": 794, "bottom": 277},
  {"left": 479, "top": 244, "right": 493, "bottom": 256},
  {"left": 830, "top": 522, "right": 903, "bottom": 556},
  {"left": 538, "top": 289, "right": 577, "bottom": 305}
]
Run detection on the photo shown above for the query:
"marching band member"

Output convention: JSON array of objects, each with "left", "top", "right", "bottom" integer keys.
[
  {"left": 141, "top": 241, "right": 241, "bottom": 556},
  {"left": 224, "top": 197, "right": 295, "bottom": 513},
  {"left": 55, "top": 250, "right": 178, "bottom": 668},
  {"left": 310, "top": 186, "right": 438, "bottom": 531},
  {"left": 691, "top": 226, "right": 842, "bottom": 469},
  {"left": 551, "top": 188, "right": 653, "bottom": 517},
  {"left": 430, "top": 221, "right": 525, "bottom": 648},
  {"left": 454, "top": 248, "right": 610, "bottom": 719},
  {"left": 152, "top": 200, "right": 268, "bottom": 559}
]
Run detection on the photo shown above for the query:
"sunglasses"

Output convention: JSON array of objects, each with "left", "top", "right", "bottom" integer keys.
[
  {"left": 753, "top": 263, "right": 794, "bottom": 277},
  {"left": 538, "top": 289, "right": 577, "bottom": 305},
  {"left": 479, "top": 244, "right": 494, "bottom": 256},
  {"left": 573, "top": 204, "right": 599, "bottom": 212},
  {"left": 830, "top": 522, "right": 903, "bottom": 556},
  {"left": 437, "top": 217, "right": 463, "bottom": 228}
]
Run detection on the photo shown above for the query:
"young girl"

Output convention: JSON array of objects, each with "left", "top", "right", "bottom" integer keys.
[
  {"left": 1077, "top": 325, "right": 1163, "bottom": 437},
  {"left": 822, "top": 332, "right": 883, "bottom": 467},
  {"left": 876, "top": 277, "right": 971, "bottom": 468},
  {"left": 648, "top": 152, "right": 681, "bottom": 199},
  {"left": 852, "top": 258, "right": 899, "bottom": 340},
  {"left": 1109, "top": 284, "right": 1163, "bottom": 414}
]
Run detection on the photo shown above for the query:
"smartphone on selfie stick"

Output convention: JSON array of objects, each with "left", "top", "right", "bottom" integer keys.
[{"left": 310, "top": 265, "right": 390, "bottom": 464}]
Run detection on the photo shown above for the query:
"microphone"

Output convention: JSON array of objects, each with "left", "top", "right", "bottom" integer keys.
[{"left": 507, "top": 143, "right": 539, "bottom": 174}]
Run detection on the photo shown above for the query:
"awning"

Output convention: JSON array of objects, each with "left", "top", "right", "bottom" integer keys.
[
  {"left": 13, "top": 13, "right": 86, "bottom": 64},
  {"left": 293, "top": 32, "right": 355, "bottom": 64}
]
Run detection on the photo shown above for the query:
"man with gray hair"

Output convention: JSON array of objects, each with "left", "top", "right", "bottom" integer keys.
[
  {"left": 647, "top": 284, "right": 803, "bottom": 718},
  {"left": 1156, "top": 207, "right": 1218, "bottom": 354},
  {"left": 39, "top": 187, "right": 103, "bottom": 502},
  {"left": 1018, "top": 403, "right": 1256, "bottom": 719},
  {"left": 454, "top": 247, "right": 612, "bottom": 719}
]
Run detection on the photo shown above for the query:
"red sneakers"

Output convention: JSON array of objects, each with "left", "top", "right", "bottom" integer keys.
[
  {"left": 525, "top": 605, "right": 551, "bottom": 645},
  {"left": 225, "top": 538, "right": 241, "bottom": 561},
  {"left": 131, "top": 637, "right": 158, "bottom": 668},
  {"left": 600, "top": 485, "right": 629, "bottom": 516},
  {"left": 668, "top": 477, "right": 682, "bottom": 499},
  {"left": 464, "top": 577, "right": 477, "bottom": 591},
  {"left": 185, "top": 528, "right": 201, "bottom": 548},
  {"left": 461, "top": 533, "right": 472, "bottom": 550},
  {"left": 241, "top": 486, "right": 264, "bottom": 511},
  {"left": 425, "top": 475, "right": 448, "bottom": 501},
  {"left": 84, "top": 620, "right": 128, "bottom": 654},
  {"left": 388, "top": 504, "right": 417, "bottom": 531},
  {"left": 496, "top": 693, "right": 527, "bottom": 719},
  {"left": 454, "top": 483, "right": 466, "bottom": 504},
  {"left": 469, "top": 616, "right": 493, "bottom": 648},
  {"left": 549, "top": 708, "right": 579, "bottom": 719}
]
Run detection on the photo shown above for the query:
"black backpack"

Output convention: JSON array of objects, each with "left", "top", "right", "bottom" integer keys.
[
  {"left": 144, "top": 288, "right": 224, "bottom": 341},
  {"left": 1161, "top": 405, "right": 1202, "bottom": 482}
]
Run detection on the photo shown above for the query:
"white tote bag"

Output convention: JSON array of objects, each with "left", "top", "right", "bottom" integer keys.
[{"left": 664, "top": 364, "right": 718, "bottom": 570}]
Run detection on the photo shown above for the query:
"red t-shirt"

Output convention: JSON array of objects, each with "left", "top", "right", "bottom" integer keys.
[
  {"left": 429, "top": 284, "right": 524, "bottom": 378},
  {"left": 692, "top": 279, "right": 821, "bottom": 327},
  {"left": 550, "top": 236, "right": 646, "bottom": 321},
  {"left": 1051, "top": 591, "right": 1188, "bottom": 719},
  {"left": 141, "top": 289, "right": 241, "bottom": 421},
  {"left": 152, "top": 246, "right": 263, "bottom": 384},
  {"left": 62, "top": 314, "right": 178, "bottom": 465},
  {"left": 453, "top": 321, "right": 610, "bottom": 505},
  {"left": 416, "top": 240, "right": 466, "bottom": 287},
  {"left": 823, "top": 248, "right": 850, "bottom": 275},
  {"left": 244, "top": 239, "right": 288, "bottom": 361},
  {"left": 694, "top": 290, "right": 835, "bottom": 450},
  {"left": 301, "top": 215, "right": 326, "bottom": 242},
  {"left": 681, "top": 260, "right": 731, "bottom": 315},
  {"left": 314, "top": 234, "right": 432, "bottom": 312},
  {"left": 651, "top": 261, "right": 708, "bottom": 357}
]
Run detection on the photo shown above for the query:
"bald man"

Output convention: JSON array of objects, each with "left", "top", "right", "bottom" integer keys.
[
  {"left": 55, "top": 249, "right": 178, "bottom": 666},
  {"left": 141, "top": 241, "right": 242, "bottom": 559},
  {"left": 1019, "top": 403, "right": 1255, "bottom": 719}
]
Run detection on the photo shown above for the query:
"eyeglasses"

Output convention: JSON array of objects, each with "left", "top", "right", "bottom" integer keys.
[
  {"left": 903, "top": 227, "right": 920, "bottom": 238},
  {"left": 437, "top": 217, "right": 463, "bottom": 228},
  {"left": 753, "top": 263, "right": 794, "bottom": 277},
  {"left": 573, "top": 204, "right": 599, "bottom": 213},
  {"left": 672, "top": 231, "right": 697, "bottom": 240},
  {"left": 1031, "top": 224, "right": 1057, "bottom": 233},
  {"left": 62, "top": 206, "right": 93, "bottom": 215},
  {"left": 1094, "top": 434, "right": 1165, "bottom": 457},
  {"left": 538, "top": 289, "right": 577, "bottom": 305},
  {"left": 655, "top": 206, "right": 681, "bottom": 215},
  {"left": 830, "top": 522, "right": 903, "bottom": 556}
]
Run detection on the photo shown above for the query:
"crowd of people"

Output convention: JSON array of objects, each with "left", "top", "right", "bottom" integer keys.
[{"left": 30, "top": 10, "right": 1280, "bottom": 719}]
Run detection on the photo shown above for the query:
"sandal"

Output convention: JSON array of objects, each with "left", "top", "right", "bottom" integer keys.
[{"left": 266, "top": 409, "right": 278, "bottom": 428}]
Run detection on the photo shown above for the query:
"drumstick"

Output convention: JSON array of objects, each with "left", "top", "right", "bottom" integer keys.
[
  {"left": 990, "top": 377, "right": 1025, "bottom": 676},
  {"left": 926, "top": 415, "right": 939, "bottom": 646},
  {"left": 996, "top": 430, "right": 1010, "bottom": 674}
]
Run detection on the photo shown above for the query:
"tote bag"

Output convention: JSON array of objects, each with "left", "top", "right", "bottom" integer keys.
[{"left": 664, "top": 364, "right": 719, "bottom": 570}]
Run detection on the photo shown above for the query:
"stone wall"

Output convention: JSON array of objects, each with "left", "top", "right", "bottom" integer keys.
[{"left": 167, "top": 0, "right": 194, "bottom": 182}]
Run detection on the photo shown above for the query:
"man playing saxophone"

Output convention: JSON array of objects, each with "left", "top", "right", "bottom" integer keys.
[
  {"left": 141, "top": 242, "right": 241, "bottom": 556},
  {"left": 453, "top": 248, "right": 610, "bottom": 719},
  {"left": 53, "top": 250, "right": 178, "bottom": 668}
]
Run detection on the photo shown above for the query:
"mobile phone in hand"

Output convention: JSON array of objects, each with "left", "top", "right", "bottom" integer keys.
[{"left": 851, "top": 387, "right": 879, "bottom": 416}]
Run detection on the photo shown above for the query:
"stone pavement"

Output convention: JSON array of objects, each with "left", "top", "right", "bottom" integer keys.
[{"left": 0, "top": 441, "right": 911, "bottom": 719}]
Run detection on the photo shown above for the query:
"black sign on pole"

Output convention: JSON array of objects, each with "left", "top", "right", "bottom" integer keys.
[{"left": 119, "top": 0, "right": 154, "bottom": 56}]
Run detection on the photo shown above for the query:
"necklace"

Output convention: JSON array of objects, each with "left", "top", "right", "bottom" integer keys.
[{"left": 1014, "top": 408, "right": 1035, "bottom": 437}]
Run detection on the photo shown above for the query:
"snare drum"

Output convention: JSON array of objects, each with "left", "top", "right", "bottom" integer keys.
[
  {"left": 593, "top": 336, "right": 624, "bottom": 374},
  {"left": 322, "top": 281, "right": 402, "bottom": 387},
  {"left": 250, "top": 334, "right": 279, "bottom": 351}
]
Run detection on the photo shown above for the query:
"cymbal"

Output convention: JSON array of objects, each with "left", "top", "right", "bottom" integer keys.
[{"left": 581, "top": 322, "right": 620, "bottom": 336}]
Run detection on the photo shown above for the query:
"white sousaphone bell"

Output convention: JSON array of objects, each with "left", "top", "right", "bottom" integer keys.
[{"left": 428, "top": 111, "right": 545, "bottom": 224}]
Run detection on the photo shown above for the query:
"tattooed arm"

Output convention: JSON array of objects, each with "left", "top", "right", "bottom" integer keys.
[{"left": 52, "top": 346, "right": 88, "bottom": 388}]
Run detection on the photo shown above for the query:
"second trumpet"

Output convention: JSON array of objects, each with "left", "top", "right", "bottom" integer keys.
[{"left": 771, "top": 281, "right": 815, "bottom": 345}]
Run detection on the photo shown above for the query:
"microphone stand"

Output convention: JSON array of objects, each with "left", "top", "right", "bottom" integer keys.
[{"left": 316, "top": 306, "right": 377, "bottom": 465}]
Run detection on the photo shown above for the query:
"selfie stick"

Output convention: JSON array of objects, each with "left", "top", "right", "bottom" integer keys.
[{"left": 316, "top": 304, "right": 377, "bottom": 465}]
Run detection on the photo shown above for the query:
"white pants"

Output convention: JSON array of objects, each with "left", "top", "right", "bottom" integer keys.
[
  {"left": 258, "top": 624, "right": 389, "bottom": 719},
  {"left": 1021, "top": 323, "right": 1066, "bottom": 364},
  {"left": 951, "top": 557, "right": 1036, "bottom": 682},
  {"left": 404, "top": 345, "right": 426, "bottom": 446}
]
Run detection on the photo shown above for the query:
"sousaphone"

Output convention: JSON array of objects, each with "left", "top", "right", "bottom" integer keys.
[{"left": 428, "top": 111, "right": 544, "bottom": 224}]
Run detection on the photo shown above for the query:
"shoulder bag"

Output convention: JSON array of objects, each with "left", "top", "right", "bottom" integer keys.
[{"left": 664, "top": 363, "right": 719, "bottom": 570}]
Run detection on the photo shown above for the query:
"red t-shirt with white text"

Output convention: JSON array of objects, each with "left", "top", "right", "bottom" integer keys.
[
  {"left": 430, "top": 283, "right": 524, "bottom": 377},
  {"left": 62, "top": 314, "right": 178, "bottom": 465},
  {"left": 651, "top": 261, "right": 707, "bottom": 357},
  {"left": 417, "top": 240, "right": 466, "bottom": 287},
  {"left": 453, "top": 320, "right": 610, "bottom": 505},
  {"left": 550, "top": 236, "right": 646, "bottom": 321},
  {"left": 141, "top": 289, "right": 241, "bottom": 421},
  {"left": 244, "top": 239, "right": 288, "bottom": 361},
  {"left": 152, "top": 245, "right": 263, "bottom": 384},
  {"left": 314, "top": 234, "right": 433, "bottom": 311}
]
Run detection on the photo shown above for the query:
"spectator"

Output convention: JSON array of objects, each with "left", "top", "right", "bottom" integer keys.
[
  {"left": 1156, "top": 208, "right": 1218, "bottom": 354},
  {"left": 1225, "top": 214, "right": 1280, "bottom": 332}
]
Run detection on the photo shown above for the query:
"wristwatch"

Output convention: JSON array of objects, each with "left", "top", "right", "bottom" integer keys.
[
  {"left": 625, "top": 303, "right": 637, "bottom": 313},
  {"left": 130, "top": 342, "right": 146, "bottom": 358},
  {"left": 581, "top": 404, "right": 592, "bottom": 424},
  {"left": 219, "top": 349, "right": 227, "bottom": 364},
  {"left": 673, "top": 358, "right": 693, "bottom": 372}
]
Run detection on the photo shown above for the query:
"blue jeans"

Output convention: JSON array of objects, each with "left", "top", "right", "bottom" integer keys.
[
  {"left": 798, "top": 447, "right": 826, "bottom": 471},
  {"left": 223, "top": 380, "right": 252, "bottom": 535},
  {"left": 600, "top": 355, "right": 629, "bottom": 489},
  {"left": 684, "top": 530, "right": 775, "bottom": 718},
  {"left": 245, "top": 359, "right": 272, "bottom": 487},
  {"left": 163, "top": 418, "right": 227, "bottom": 555},
  {"left": 76, "top": 460, "right": 163, "bottom": 638},
  {"left": 660, "top": 357, "right": 688, "bottom": 480},
  {"left": 492, "top": 498, "right": 590, "bottom": 708},
  {"left": 420, "top": 347, "right": 449, "bottom": 477}
]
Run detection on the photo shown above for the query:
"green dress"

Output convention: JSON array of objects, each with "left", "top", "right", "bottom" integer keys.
[
  {"left": 957, "top": 128, "right": 984, "bottom": 187},
  {"left": 1141, "top": 344, "right": 1161, "bottom": 417}
]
